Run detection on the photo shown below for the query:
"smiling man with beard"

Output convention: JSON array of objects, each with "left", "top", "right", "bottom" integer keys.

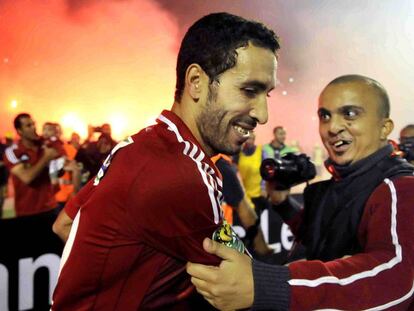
[
  {"left": 187, "top": 75, "right": 414, "bottom": 311},
  {"left": 52, "top": 12, "right": 279, "bottom": 310}
]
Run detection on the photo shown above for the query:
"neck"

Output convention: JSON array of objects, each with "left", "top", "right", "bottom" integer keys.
[
  {"left": 271, "top": 140, "right": 282, "bottom": 148},
  {"left": 21, "top": 137, "right": 38, "bottom": 149},
  {"left": 171, "top": 101, "right": 214, "bottom": 157}
]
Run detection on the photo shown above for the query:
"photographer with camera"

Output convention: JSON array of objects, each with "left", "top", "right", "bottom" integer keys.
[
  {"left": 399, "top": 124, "right": 414, "bottom": 164},
  {"left": 187, "top": 75, "right": 414, "bottom": 310}
]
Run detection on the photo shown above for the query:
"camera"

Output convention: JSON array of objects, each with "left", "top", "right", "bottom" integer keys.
[
  {"left": 399, "top": 137, "right": 414, "bottom": 162},
  {"left": 94, "top": 126, "right": 102, "bottom": 133},
  {"left": 260, "top": 152, "right": 317, "bottom": 190}
]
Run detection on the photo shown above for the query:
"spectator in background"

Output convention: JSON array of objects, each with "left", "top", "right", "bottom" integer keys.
[
  {"left": 0, "top": 136, "right": 9, "bottom": 218},
  {"left": 68, "top": 132, "right": 81, "bottom": 150},
  {"left": 83, "top": 123, "right": 113, "bottom": 147},
  {"left": 42, "top": 122, "right": 67, "bottom": 185},
  {"left": 45, "top": 124, "right": 82, "bottom": 211},
  {"left": 263, "top": 126, "right": 299, "bottom": 160},
  {"left": 75, "top": 132, "right": 116, "bottom": 184},
  {"left": 235, "top": 133, "right": 269, "bottom": 218},
  {"left": 0, "top": 132, "right": 14, "bottom": 218},
  {"left": 400, "top": 124, "right": 414, "bottom": 139},
  {"left": 3, "top": 113, "right": 59, "bottom": 217},
  {"left": 399, "top": 124, "right": 414, "bottom": 165}
]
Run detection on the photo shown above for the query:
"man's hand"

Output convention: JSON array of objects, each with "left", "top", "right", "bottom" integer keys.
[
  {"left": 43, "top": 146, "right": 59, "bottom": 161},
  {"left": 186, "top": 238, "right": 254, "bottom": 311},
  {"left": 266, "top": 181, "right": 290, "bottom": 205}
]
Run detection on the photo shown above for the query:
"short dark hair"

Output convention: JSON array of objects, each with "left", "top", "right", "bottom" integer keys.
[
  {"left": 326, "top": 74, "right": 390, "bottom": 118},
  {"left": 400, "top": 124, "right": 414, "bottom": 136},
  {"left": 273, "top": 126, "right": 284, "bottom": 133},
  {"left": 14, "top": 113, "right": 31, "bottom": 130},
  {"left": 174, "top": 12, "right": 280, "bottom": 102}
]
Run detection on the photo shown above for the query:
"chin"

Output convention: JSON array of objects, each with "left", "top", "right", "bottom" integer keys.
[
  {"left": 331, "top": 157, "right": 353, "bottom": 166},
  {"left": 329, "top": 153, "right": 352, "bottom": 166}
]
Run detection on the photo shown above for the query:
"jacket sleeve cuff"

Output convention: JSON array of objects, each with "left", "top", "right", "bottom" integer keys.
[{"left": 252, "top": 260, "right": 291, "bottom": 310}]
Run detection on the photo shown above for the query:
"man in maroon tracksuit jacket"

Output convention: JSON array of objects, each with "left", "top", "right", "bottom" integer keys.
[
  {"left": 51, "top": 12, "right": 280, "bottom": 310},
  {"left": 187, "top": 75, "right": 414, "bottom": 310}
]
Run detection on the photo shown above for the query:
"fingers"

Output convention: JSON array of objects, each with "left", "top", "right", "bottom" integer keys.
[
  {"left": 186, "top": 262, "right": 218, "bottom": 281},
  {"left": 190, "top": 277, "right": 230, "bottom": 311},
  {"left": 190, "top": 277, "right": 214, "bottom": 298},
  {"left": 202, "top": 238, "right": 239, "bottom": 260}
]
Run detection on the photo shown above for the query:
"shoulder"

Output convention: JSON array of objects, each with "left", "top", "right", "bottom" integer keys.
[
  {"left": 369, "top": 175, "right": 414, "bottom": 201},
  {"left": 365, "top": 176, "right": 414, "bottom": 217},
  {"left": 3, "top": 143, "right": 22, "bottom": 165},
  {"left": 262, "top": 144, "right": 272, "bottom": 152}
]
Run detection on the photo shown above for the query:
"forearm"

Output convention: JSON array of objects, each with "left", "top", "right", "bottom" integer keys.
[
  {"left": 287, "top": 250, "right": 414, "bottom": 311},
  {"left": 12, "top": 155, "right": 50, "bottom": 184},
  {"left": 271, "top": 196, "right": 302, "bottom": 235},
  {"left": 252, "top": 260, "right": 290, "bottom": 310},
  {"left": 237, "top": 197, "right": 257, "bottom": 228},
  {"left": 52, "top": 209, "right": 73, "bottom": 242}
]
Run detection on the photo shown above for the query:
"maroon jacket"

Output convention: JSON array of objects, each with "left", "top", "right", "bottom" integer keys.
[
  {"left": 253, "top": 147, "right": 414, "bottom": 310},
  {"left": 287, "top": 176, "right": 414, "bottom": 310}
]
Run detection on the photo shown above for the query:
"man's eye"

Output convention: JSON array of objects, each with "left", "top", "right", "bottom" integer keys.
[
  {"left": 318, "top": 112, "right": 330, "bottom": 121},
  {"left": 243, "top": 88, "right": 257, "bottom": 97},
  {"left": 344, "top": 110, "right": 358, "bottom": 118}
]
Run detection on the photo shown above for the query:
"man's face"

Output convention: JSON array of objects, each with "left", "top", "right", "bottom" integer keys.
[
  {"left": 318, "top": 81, "right": 389, "bottom": 165},
  {"left": 18, "top": 117, "right": 39, "bottom": 141},
  {"left": 71, "top": 133, "right": 81, "bottom": 144},
  {"left": 274, "top": 128, "right": 286, "bottom": 144},
  {"left": 196, "top": 44, "right": 277, "bottom": 155},
  {"left": 101, "top": 124, "right": 111, "bottom": 136},
  {"left": 400, "top": 127, "right": 414, "bottom": 143}
]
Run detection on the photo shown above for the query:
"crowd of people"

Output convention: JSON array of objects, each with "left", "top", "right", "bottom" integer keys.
[
  {"left": 1, "top": 11, "right": 414, "bottom": 311},
  {"left": 0, "top": 117, "right": 116, "bottom": 218}
]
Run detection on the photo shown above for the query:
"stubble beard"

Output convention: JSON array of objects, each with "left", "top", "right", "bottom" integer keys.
[{"left": 196, "top": 85, "right": 238, "bottom": 156}]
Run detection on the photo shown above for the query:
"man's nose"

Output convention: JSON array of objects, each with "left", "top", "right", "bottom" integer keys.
[
  {"left": 250, "top": 96, "right": 268, "bottom": 125},
  {"left": 327, "top": 115, "right": 345, "bottom": 135}
]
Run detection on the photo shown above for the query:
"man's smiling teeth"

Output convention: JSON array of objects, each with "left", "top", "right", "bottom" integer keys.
[
  {"left": 234, "top": 125, "right": 251, "bottom": 137},
  {"left": 333, "top": 140, "right": 349, "bottom": 147}
]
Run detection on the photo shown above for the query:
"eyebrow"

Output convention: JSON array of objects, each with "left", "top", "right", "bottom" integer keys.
[
  {"left": 240, "top": 80, "right": 274, "bottom": 92},
  {"left": 338, "top": 105, "right": 365, "bottom": 114},
  {"left": 318, "top": 105, "right": 365, "bottom": 114},
  {"left": 317, "top": 108, "right": 329, "bottom": 115}
]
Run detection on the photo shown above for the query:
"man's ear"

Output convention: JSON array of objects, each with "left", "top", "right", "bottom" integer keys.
[
  {"left": 185, "top": 64, "right": 207, "bottom": 101},
  {"left": 381, "top": 118, "right": 394, "bottom": 140}
]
